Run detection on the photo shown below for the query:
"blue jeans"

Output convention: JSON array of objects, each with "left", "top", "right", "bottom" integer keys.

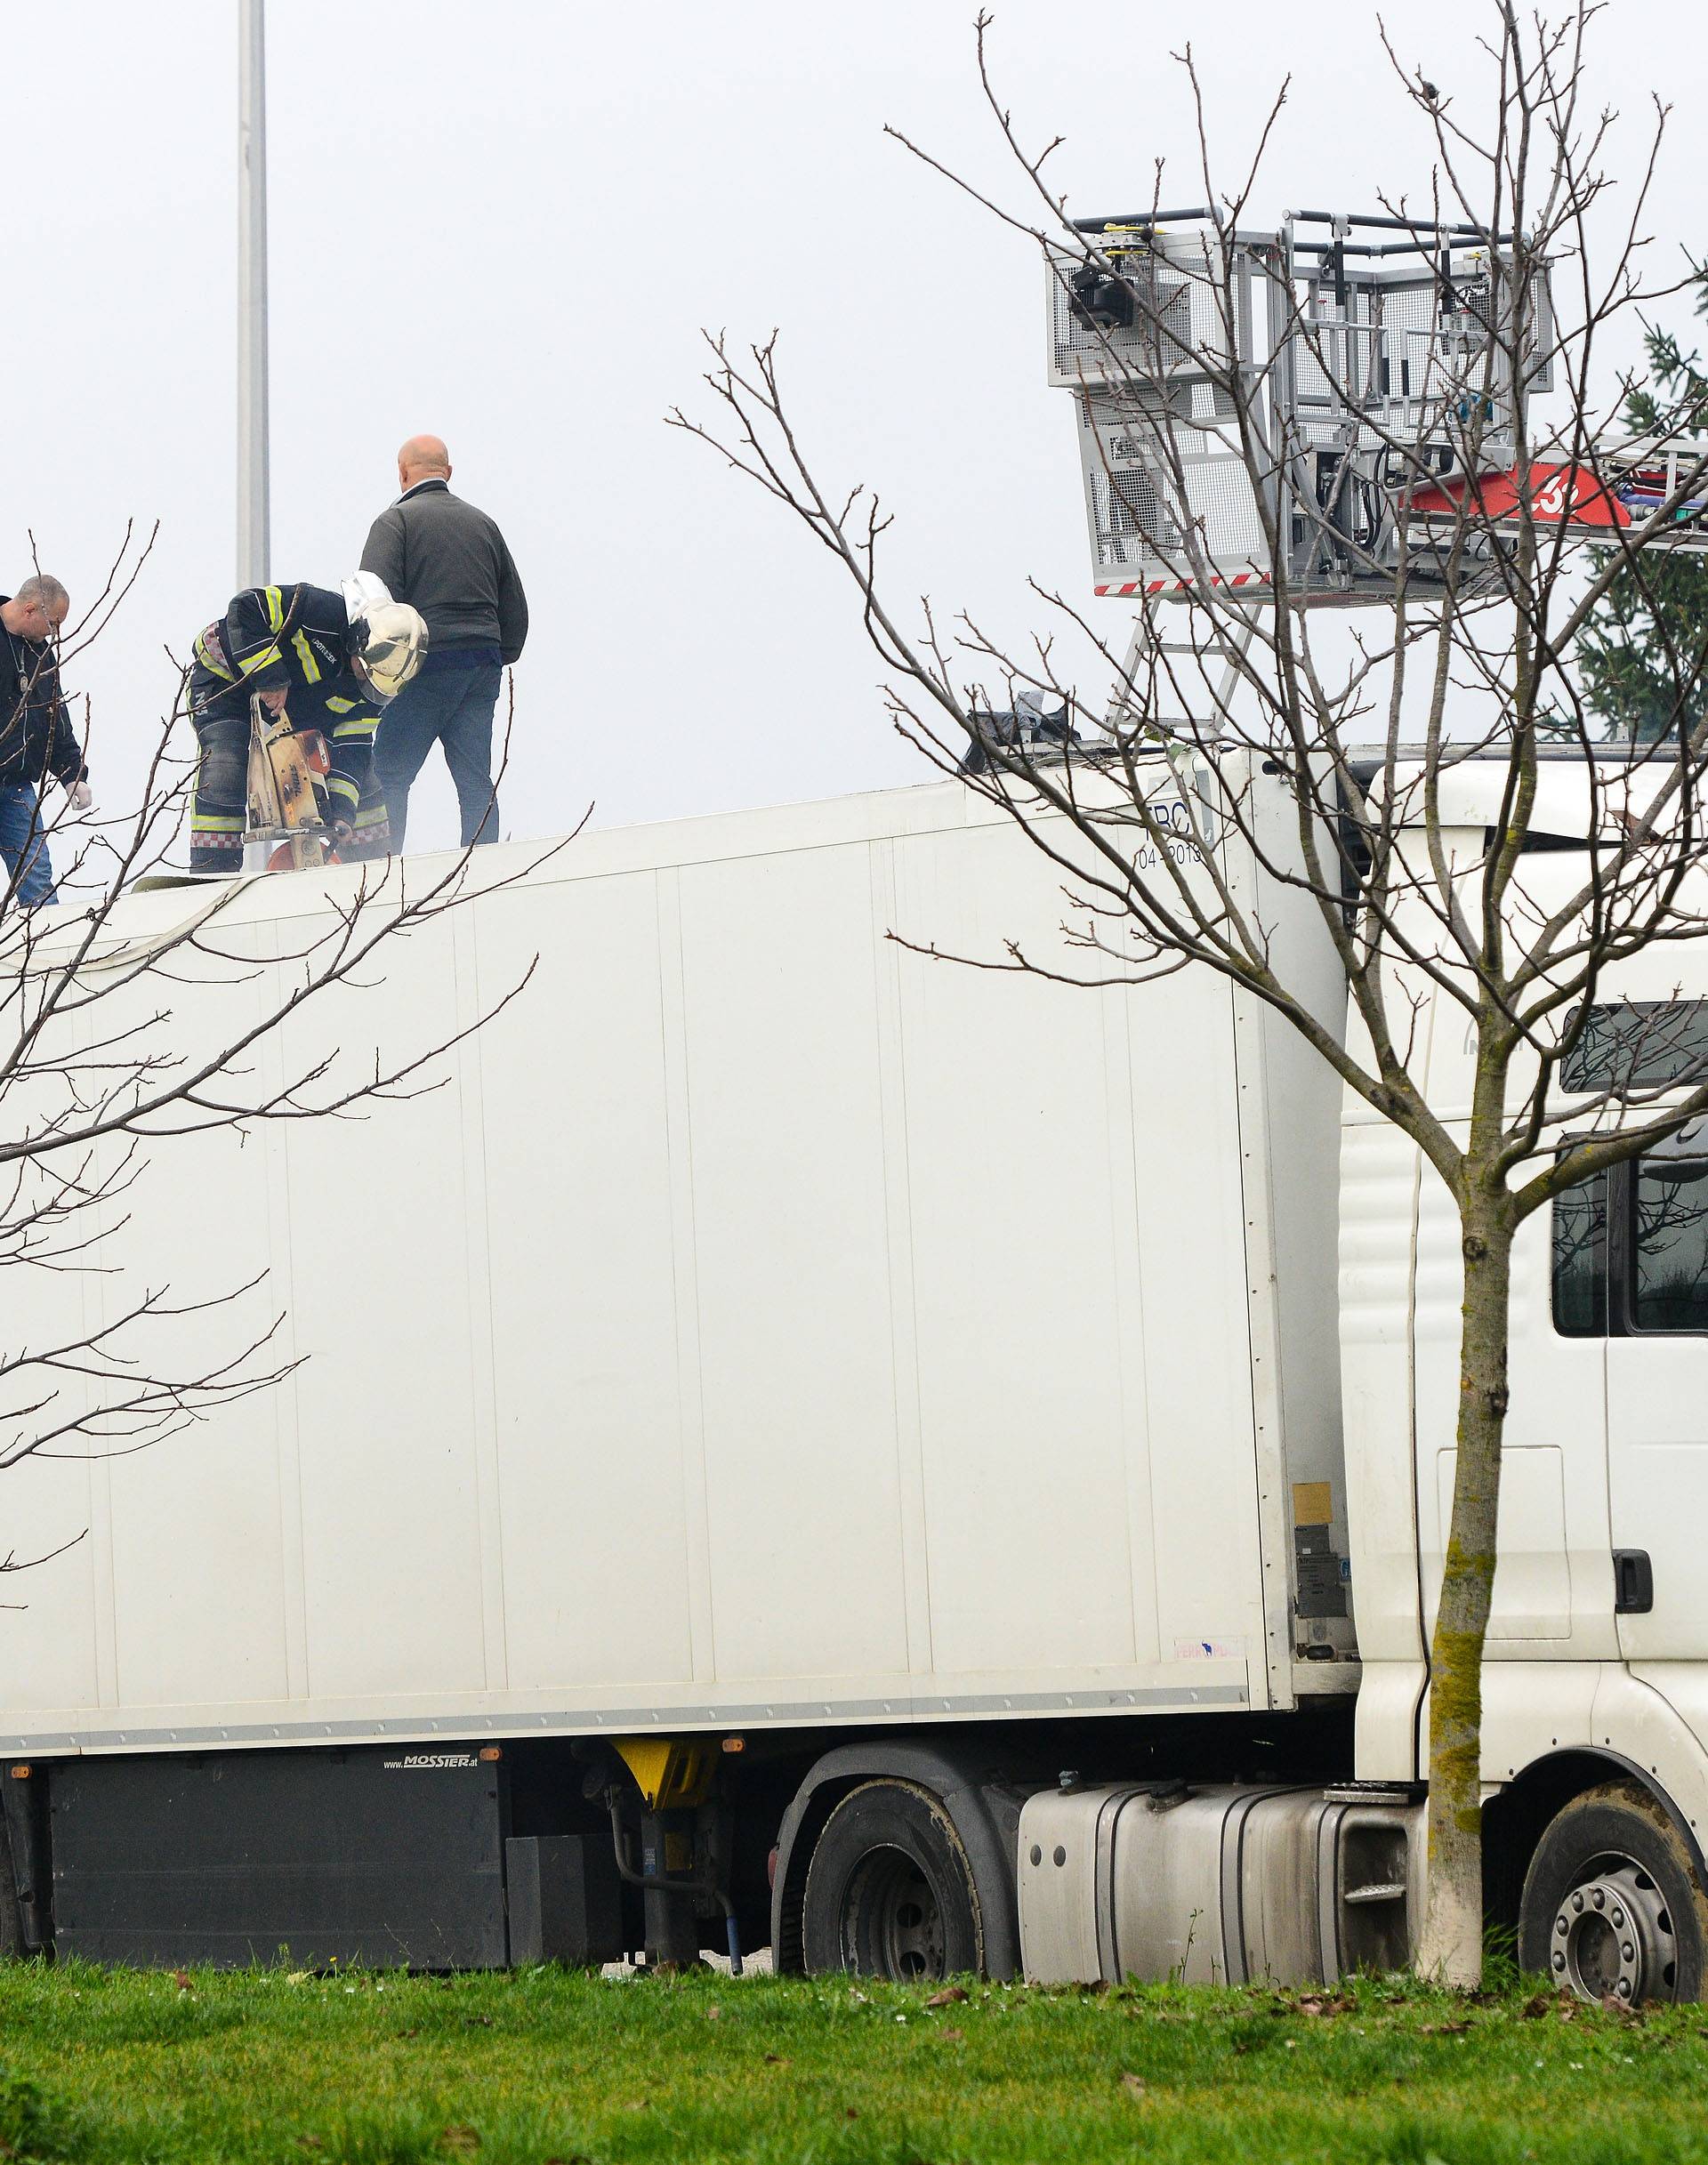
[
  {"left": 0, "top": 785, "right": 55, "bottom": 906},
  {"left": 373, "top": 648, "right": 504, "bottom": 849}
]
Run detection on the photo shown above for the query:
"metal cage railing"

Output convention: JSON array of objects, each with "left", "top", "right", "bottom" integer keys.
[{"left": 1047, "top": 209, "right": 1556, "bottom": 605}]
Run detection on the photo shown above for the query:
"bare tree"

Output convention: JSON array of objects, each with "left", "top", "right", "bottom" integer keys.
[
  {"left": 0, "top": 546, "right": 556, "bottom": 1579},
  {"left": 674, "top": 2, "right": 1708, "bottom": 1984}
]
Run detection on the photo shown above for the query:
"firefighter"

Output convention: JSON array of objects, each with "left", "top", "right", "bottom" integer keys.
[{"left": 186, "top": 575, "right": 428, "bottom": 872}]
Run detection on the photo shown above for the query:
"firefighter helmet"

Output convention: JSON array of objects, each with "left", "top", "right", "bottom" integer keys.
[
  {"left": 348, "top": 600, "right": 428, "bottom": 704},
  {"left": 340, "top": 571, "right": 392, "bottom": 619}
]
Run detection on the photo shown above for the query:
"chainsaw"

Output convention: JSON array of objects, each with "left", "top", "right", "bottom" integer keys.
[{"left": 245, "top": 695, "right": 343, "bottom": 872}]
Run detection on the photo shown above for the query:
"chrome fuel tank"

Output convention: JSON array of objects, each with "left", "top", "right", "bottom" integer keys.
[{"left": 1018, "top": 1782, "right": 1422, "bottom": 1987}]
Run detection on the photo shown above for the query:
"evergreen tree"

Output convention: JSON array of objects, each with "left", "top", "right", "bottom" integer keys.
[{"left": 1578, "top": 274, "right": 1708, "bottom": 739}]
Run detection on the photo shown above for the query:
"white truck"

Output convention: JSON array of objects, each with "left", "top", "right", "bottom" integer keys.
[{"left": 1, "top": 748, "right": 1704, "bottom": 2005}]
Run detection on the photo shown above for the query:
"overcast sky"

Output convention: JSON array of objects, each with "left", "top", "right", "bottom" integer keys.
[{"left": 20, "top": 0, "right": 1700, "bottom": 861}]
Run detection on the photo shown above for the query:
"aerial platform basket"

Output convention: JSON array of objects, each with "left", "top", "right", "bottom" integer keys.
[{"left": 1047, "top": 209, "right": 1555, "bottom": 606}]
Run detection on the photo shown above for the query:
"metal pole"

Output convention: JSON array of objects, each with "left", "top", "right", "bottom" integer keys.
[{"left": 237, "top": 0, "right": 270, "bottom": 591}]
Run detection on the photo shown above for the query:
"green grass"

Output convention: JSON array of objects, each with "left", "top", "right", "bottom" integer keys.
[{"left": 0, "top": 1961, "right": 1705, "bottom": 2163}]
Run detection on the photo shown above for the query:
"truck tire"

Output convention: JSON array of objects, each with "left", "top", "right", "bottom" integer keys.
[
  {"left": 801, "top": 1779, "right": 983, "bottom": 1981},
  {"left": 1519, "top": 1780, "right": 1708, "bottom": 2004}
]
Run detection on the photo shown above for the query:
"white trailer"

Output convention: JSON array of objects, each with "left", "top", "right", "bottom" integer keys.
[{"left": 2, "top": 751, "right": 1705, "bottom": 2003}]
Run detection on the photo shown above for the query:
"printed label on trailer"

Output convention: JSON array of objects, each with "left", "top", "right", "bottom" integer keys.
[
  {"left": 1133, "top": 774, "right": 1219, "bottom": 874},
  {"left": 383, "top": 1753, "right": 479, "bottom": 1771}
]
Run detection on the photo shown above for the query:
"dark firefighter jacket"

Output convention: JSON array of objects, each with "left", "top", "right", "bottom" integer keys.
[
  {"left": 0, "top": 602, "right": 85, "bottom": 793},
  {"left": 191, "top": 583, "right": 382, "bottom": 824}
]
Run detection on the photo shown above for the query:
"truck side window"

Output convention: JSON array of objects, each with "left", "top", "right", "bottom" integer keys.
[
  {"left": 1631, "top": 1157, "right": 1708, "bottom": 1333},
  {"left": 1563, "top": 1001, "right": 1708, "bottom": 1091},
  {"left": 1552, "top": 1172, "right": 1607, "bottom": 1337}
]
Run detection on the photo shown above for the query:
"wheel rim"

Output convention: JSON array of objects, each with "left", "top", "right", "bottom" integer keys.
[
  {"left": 841, "top": 1845, "right": 947, "bottom": 1979},
  {"left": 1549, "top": 1859, "right": 1678, "bottom": 2003}
]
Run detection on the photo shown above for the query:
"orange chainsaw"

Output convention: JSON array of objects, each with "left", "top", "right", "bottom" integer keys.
[{"left": 246, "top": 695, "right": 342, "bottom": 872}]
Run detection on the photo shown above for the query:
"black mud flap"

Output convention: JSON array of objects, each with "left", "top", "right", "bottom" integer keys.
[{"left": 50, "top": 1744, "right": 508, "bottom": 1968}]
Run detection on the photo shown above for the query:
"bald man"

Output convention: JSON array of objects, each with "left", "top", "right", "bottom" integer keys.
[
  {"left": 359, "top": 436, "right": 528, "bottom": 849},
  {"left": 0, "top": 575, "right": 89, "bottom": 907}
]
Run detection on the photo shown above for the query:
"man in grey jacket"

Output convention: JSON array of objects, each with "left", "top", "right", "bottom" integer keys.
[{"left": 360, "top": 435, "right": 528, "bottom": 848}]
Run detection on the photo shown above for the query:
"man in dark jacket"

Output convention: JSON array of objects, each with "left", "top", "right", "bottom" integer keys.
[
  {"left": 0, "top": 575, "right": 89, "bottom": 907},
  {"left": 360, "top": 436, "right": 528, "bottom": 850}
]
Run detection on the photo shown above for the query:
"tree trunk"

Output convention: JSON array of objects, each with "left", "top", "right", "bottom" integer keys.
[{"left": 1414, "top": 1202, "right": 1514, "bottom": 1989}]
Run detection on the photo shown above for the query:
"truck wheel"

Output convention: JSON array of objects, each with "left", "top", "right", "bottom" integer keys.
[
  {"left": 1519, "top": 1781, "right": 1708, "bottom": 2004},
  {"left": 802, "top": 1779, "right": 982, "bottom": 1980}
]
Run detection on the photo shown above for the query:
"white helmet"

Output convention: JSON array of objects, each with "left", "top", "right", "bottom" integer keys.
[
  {"left": 341, "top": 571, "right": 392, "bottom": 618},
  {"left": 347, "top": 597, "right": 429, "bottom": 705}
]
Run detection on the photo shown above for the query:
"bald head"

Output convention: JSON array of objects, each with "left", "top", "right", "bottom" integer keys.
[
  {"left": 1, "top": 575, "right": 68, "bottom": 643},
  {"left": 398, "top": 435, "right": 451, "bottom": 493}
]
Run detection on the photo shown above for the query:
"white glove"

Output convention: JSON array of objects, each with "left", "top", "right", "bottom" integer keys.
[{"left": 68, "top": 780, "right": 93, "bottom": 811}]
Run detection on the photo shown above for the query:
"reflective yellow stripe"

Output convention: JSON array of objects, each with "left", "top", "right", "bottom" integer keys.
[
  {"left": 190, "top": 812, "right": 245, "bottom": 833},
  {"left": 324, "top": 695, "right": 357, "bottom": 712},
  {"left": 193, "top": 631, "right": 237, "bottom": 681},
  {"left": 263, "top": 585, "right": 284, "bottom": 632},
  {"left": 291, "top": 629, "right": 322, "bottom": 684},
  {"left": 238, "top": 643, "right": 282, "bottom": 679},
  {"left": 327, "top": 775, "right": 359, "bottom": 806},
  {"left": 332, "top": 717, "right": 376, "bottom": 742}
]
